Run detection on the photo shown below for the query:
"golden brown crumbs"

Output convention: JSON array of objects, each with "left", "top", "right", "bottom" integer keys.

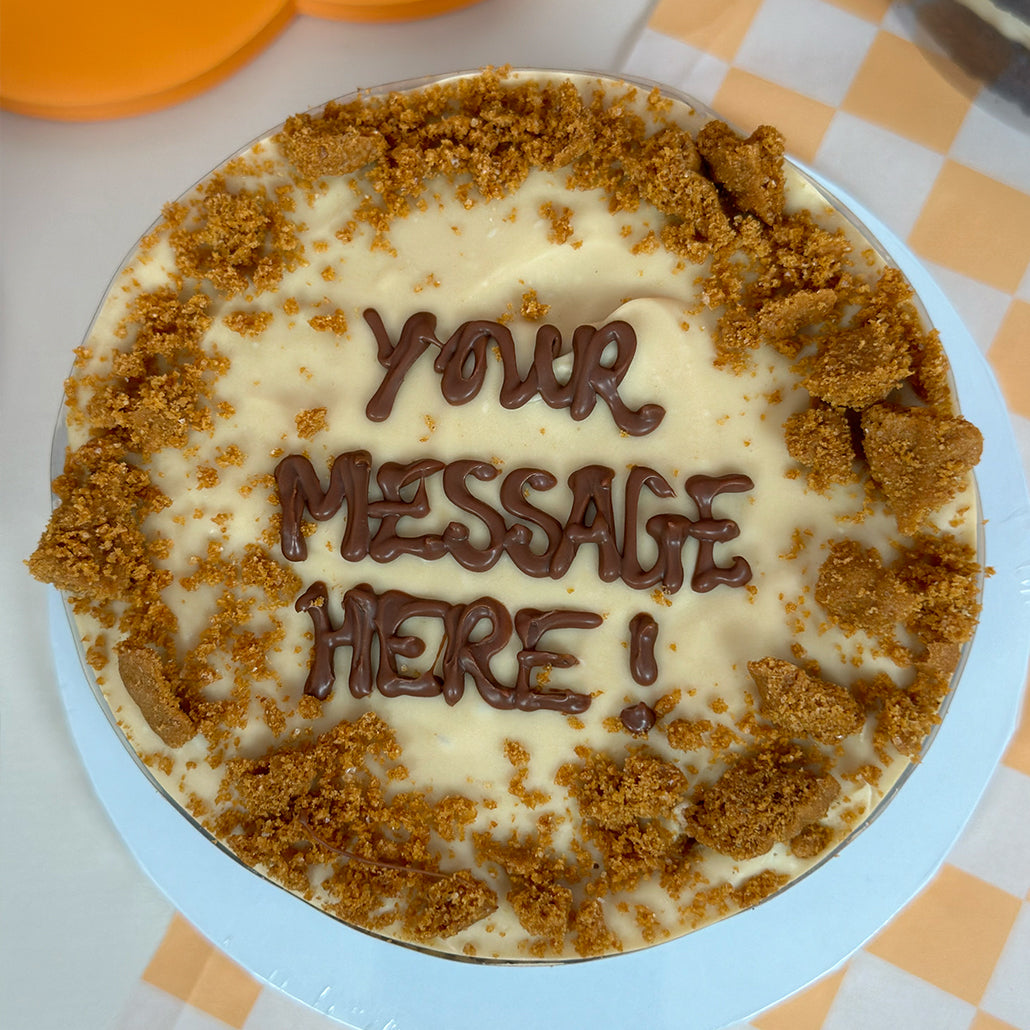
[
  {"left": 404, "top": 870, "right": 499, "bottom": 942},
  {"left": 519, "top": 289, "right": 550, "bottom": 320},
  {"left": 504, "top": 739, "right": 530, "bottom": 766},
  {"left": 684, "top": 742, "right": 839, "bottom": 861},
  {"left": 239, "top": 545, "right": 302, "bottom": 608},
  {"left": 214, "top": 712, "right": 501, "bottom": 935},
  {"left": 803, "top": 322, "right": 912, "bottom": 410},
  {"left": 79, "top": 289, "right": 223, "bottom": 456},
  {"left": 634, "top": 905, "right": 667, "bottom": 943},
  {"left": 896, "top": 534, "right": 981, "bottom": 647},
  {"left": 169, "top": 183, "right": 302, "bottom": 297},
  {"left": 505, "top": 740, "right": 550, "bottom": 809},
  {"left": 258, "top": 696, "right": 288, "bottom": 737},
  {"left": 27, "top": 437, "right": 171, "bottom": 605},
  {"left": 539, "top": 201, "right": 575, "bottom": 244},
  {"left": 734, "top": 869, "right": 791, "bottom": 908},
  {"left": 433, "top": 796, "right": 478, "bottom": 843},
  {"left": 707, "top": 724, "right": 740, "bottom": 754},
  {"left": 572, "top": 898, "right": 622, "bottom": 957},
  {"left": 307, "top": 309, "right": 349, "bottom": 335},
  {"left": 223, "top": 310, "right": 274, "bottom": 338},
  {"left": 861, "top": 404, "right": 983, "bottom": 535},
  {"left": 684, "top": 882, "right": 736, "bottom": 926},
  {"left": 196, "top": 466, "right": 219, "bottom": 489},
  {"left": 560, "top": 750, "right": 693, "bottom": 896},
  {"left": 116, "top": 643, "right": 196, "bottom": 748},
  {"left": 747, "top": 657, "right": 864, "bottom": 743},
  {"left": 186, "top": 793, "right": 209, "bottom": 818},
  {"left": 666, "top": 718, "right": 712, "bottom": 752},
  {"left": 875, "top": 673, "right": 946, "bottom": 757},
  {"left": 631, "top": 230, "right": 661, "bottom": 255},
  {"left": 845, "top": 763, "right": 883, "bottom": 787},
  {"left": 814, "top": 540, "right": 915, "bottom": 653},
  {"left": 779, "top": 528, "right": 813, "bottom": 562},
  {"left": 784, "top": 404, "right": 858, "bottom": 491},
  {"left": 508, "top": 880, "right": 574, "bottom": 942},
  {"left": 908, "top": 328, "right": 952, "bottom": 412},
  {"left": 295, "top": 694, "right": 322, "bottom": 721},
  {"left": 653, "top": 689, "right": 681, "bottom": 718},
  {"left": 789, "top": 821, "right": 835, "bottom": 859},
  {"left": 294, "top": 406, "right": 329, "bottom": 440},
  {"left": 85, "top": 636, "right": 108, "bottom": 671},
  {"left": 696, "top": 121, "right": 785, "bottom": 225},
  {"left": 216, "top": 444, "right": 246, "bottom": 468}
]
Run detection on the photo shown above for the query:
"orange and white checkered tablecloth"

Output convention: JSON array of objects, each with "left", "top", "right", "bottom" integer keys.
[{"left": 108, "top": 3, "right": 1030, "bottom": 1028}]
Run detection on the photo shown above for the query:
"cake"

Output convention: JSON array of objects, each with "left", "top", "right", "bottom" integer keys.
[{"left": 29, "top": 69, "right": 985, "bottom": 962}]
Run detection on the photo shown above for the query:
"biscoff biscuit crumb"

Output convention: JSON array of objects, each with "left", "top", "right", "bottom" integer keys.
[
  {"left": 519, "top": 289, "right": 550, "bottom": 320},
  {"left": 861, "top": 404, "right": 983, "bottom": 535},
  {"left": 784, "top": 404, "right": 858, "bottom": 491},
  {"left": 684, "top": 742, "right": 839, "bottom": 861},
  {"left": 171, "top": 183, "right": 302, "bottom": 298},
  {"left": 223, "top": 310, "right": 274, "bottom": 338},
  {"left": 696, "top": 121, "right": 786, "bottom": 226},
  {"left": 116, "top": 643, "right": 196, "bottom": 748},
  {"left": 539, "top": 201, "right": 575, "bottom": 244},
  {"left": 307, "top": 309, "right": 349, "bottom": 335},
  {"left": 814, "top": 539, "right": 916, "bottom": 652},
  {"left": 747, "top": 656, "right": 864, "bottom": 743},
  {"left": 572, "top": 898, "right": 622, "bottom": 957},
  {"left": 294, "top": 406, "right": 329, "bottom": 440},
  {"left": 789, "top": 822, "right": 835, "bottom": 860}
]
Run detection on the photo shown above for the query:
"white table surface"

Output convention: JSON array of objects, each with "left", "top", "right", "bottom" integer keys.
[{"left": 0, "top": 4, "right": 656, "bottom": 1028}]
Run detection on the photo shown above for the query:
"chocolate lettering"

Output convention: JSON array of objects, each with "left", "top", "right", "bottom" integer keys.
[
  {"left": 363, "top": 309, "right": 665, "bottom": 436},
  {"left": 513, "top": 609, "right": 602, "bottom": 714},
  {"left": 629, "top": 612, "right": 659, "bottom": 685},
  {"left": 621, "top": 467, "right": 675, "bottom": 590},
  {"left": 295, "top": 580, "right": 377, "bottom": 700},
  {"left": 296, "top": 582, "right": 596, "bottom": 714},
  {"left": 550, "top": 466, "right": 621, "bottom": 582},
  {"left": 620, "top": 701, "right": 657, "bottom": 734},
  {"left": 368, "top": 458, "right": 447, "bottom": 562},
  {"left": 499, "top": 468, "right": 563, "bottom": 578},
  {"left": 276, "top": 454, "right": 754, "bottom": 596},
  {"left": 441, "top": 461, "right": 506, "bottom": 572},
  {"left": 364, "top": 309, "right": 438, "bottom": 422},
  {"left": 275, "top": 451, "right": 372, "bottom": 562},
  {"left": 684, "top": 474, "right": 754, "bottom": 592},
  {"left": 374, "top": 590, "right": 450, "bottom": 698},
  {"left": 441, "top": 599, "right": 513, "bottom": 707}
]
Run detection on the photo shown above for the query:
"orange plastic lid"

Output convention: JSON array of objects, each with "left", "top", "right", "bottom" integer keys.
[
  {"left": 0, "top": 0, "right": 295, "bottom": 121},
  {"left": 296, "top": 0, "right": 482, "bottom": 21},
  {"left": 0, "top": 0, "right": 481, "bottom": 122}
]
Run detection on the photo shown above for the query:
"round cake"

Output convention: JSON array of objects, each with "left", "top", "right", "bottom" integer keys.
[{"left": 30, "top": 69, "right": 984, "bottom": 962}]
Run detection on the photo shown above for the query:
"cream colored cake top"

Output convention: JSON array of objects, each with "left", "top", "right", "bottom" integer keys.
[{"left": 31, "top": 69, "right": 983, "bottom": 961}]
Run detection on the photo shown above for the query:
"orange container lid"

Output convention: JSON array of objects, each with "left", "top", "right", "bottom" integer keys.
[
  {"left": 0, "top": 0, "right": 295, "bottom": 121},
  {"left": 0, "top": 0, "right": 485, "bottom": 121},
  {"left": 295, "top": 0, "right": 482, "bottom": 21}
]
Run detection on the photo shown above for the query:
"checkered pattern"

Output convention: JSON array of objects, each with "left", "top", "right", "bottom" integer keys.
[{"left": 118, "top": 3, "right": 1030, "bottom": 1027}]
